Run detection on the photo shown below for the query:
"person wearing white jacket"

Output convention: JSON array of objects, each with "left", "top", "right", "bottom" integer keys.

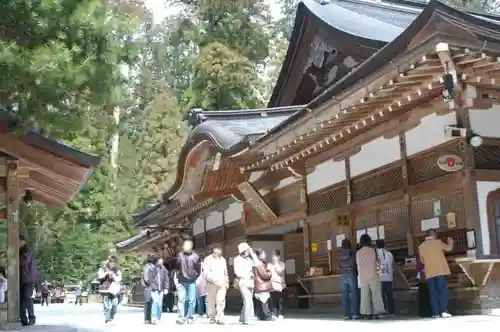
[{"left": 203, "top": 245, "right": 229, "bottom": 324}]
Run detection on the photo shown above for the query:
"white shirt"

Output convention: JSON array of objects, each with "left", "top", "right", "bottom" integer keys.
[{"left": 377, "top": 248, "right": 395, "bottom": 282}]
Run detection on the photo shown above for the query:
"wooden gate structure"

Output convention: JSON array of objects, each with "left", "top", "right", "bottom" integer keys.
[
  {"left": 0, "top": 124, "right": 99, "bottom": 329},
  {"left": 123, "top": 0, "right": 500, "bottom": 315}
]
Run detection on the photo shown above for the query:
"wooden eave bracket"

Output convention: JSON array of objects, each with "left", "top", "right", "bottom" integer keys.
[
  {"left": 436, "top": 42, "right": 462, "bottom": 109},
  {"left": 237, "top": 182, "right": 277, "bottom": 222}
]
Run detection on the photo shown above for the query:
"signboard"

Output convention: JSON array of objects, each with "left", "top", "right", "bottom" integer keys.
[
  {"left": 437, "top": 154, "right": 464, "bottom": 172},
  {"left": 311, "top": 242, "right": 318, "bottom": 252}
]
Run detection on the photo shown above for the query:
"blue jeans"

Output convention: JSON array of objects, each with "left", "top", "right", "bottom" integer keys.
[
  {"left": 102, "top": 294, "right": 118, "bottom": 322},
  {"left": 177, "top": 282, "right": 196, "bottom": 320},
  {"left": 150, "top": 291, "right": 163, "bottom": 321},
  {"left": 427, "top": 276, "right": 448, "bottom": 316},
  {"left": 196, "top": 295, "right": 207, "bottom": 315},
  {"left": 340, "top": 275, "right": 359, "bottom": 318}
]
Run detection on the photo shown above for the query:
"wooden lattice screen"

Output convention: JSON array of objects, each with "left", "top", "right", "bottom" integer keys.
[
  {"left": 408, "top": 141, "right": 463, "bottom": 185},
  {"left": 283, "top": 232, "right": 305, "bottom": 282},
  {"left": 379, "top": 202, "right": 408, "bottom": 249},
  {"left": 352, "top": 166, "right": 403, "bottom": 201},
  {"left": 263, "top": 181, "right": 304, "bottom": 217},
  {"left": 474, "top": 144, "right": 500, "bottom": 170},
  {"left": 411, "top": 189, "right": 465, "bottom": 233},
  {"left": 308, "top": 184, "right": 348, "bottom": 215}
]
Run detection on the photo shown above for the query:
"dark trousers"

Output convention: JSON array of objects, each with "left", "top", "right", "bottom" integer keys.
[
  {"left": 75, "top": 295, "right": 83, "bottom": 305},
  {"left": 270, "top": 291, "right": 284, "bottom": 316},
  {"left": 427, "top": 276, "right": 448, "bottom": 316},
  {"left": 196, "top": 295, "right": 207, "bottom": 315},
  {"left": 163, "top": 292, "right": 174, "bottom": 312},
  {"left": 144, "top": 299, "right": 152, "bottom": 322},
  {"left": 381, "top": 281, "right": 394, "bottom": 315},
  {"left": 41, "top": 295, "right": 49, "bottom": 306},
  {"left": 254, "top": 297, "right": 272, "bottom": 320},
  {"left": 20, "top": 283, "right": 35, "bottom": 325}
]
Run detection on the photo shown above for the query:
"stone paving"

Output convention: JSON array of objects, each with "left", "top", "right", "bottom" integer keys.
[{"left": 8, "top": 303, "right": 500, "bottom": 332}]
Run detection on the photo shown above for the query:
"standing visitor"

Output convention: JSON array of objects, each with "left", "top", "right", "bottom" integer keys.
[
  {"left": 204, "top": 244, "right": 229, "bottom": 324},
  {"left": 356, "top": 234, "right": 385, "bottom": 319},
  {"left": 268, "top": 250, "right": 285, "bottom": 320},
  {"left": 97, "top": 256, "right": 122, "bottom": 323},
  {"left": 142, "top": 254, "right": 155, "bottom": 324},
  {"left": 40, "top": 282, "right": 50, "bottom": 306},
  {"left": 19, "top": 234, "right": 37, "bottom": 326},
  {"left": 150, "top": 256, "right": 169, "bottom": 324},
  {"left": 338, "top": 239, "right": 359, "bottom": 320},
  {"left": 0, "top": 267, "right": 6, "bottom": 303},
  {"left": 376, "top": 239, "right": 395, "bottom": 316},
  {"left": 75, "top": 282, "right": 83, "bottom": 306},
  {"left": 418, "top": 229, "right": 453, "bottom": 318},
  {"left": 164, "top": 268, "right": 175, "bottom": 312},
  {"left": 176, "top": 239, "right": 201, "bottom": 324},
  {"left": 233, "top": 243, "right": 260, "bottom": 325},
  {"left": 253, "top": 249, "right": 273, "bottom": 321},
  {"left": 195, "top": 260, "right": 207, "bottom": 317}
]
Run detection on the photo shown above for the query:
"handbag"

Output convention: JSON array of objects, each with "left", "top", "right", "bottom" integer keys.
[{"left": 108, "top": 282, "right": 120, "bottom": 295}]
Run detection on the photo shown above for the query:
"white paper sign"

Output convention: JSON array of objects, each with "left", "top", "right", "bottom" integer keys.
[
  {"left": 336, "top": 234, "right": 346, "bottom": 248},
  {"left": 229, "top": 257, "right": 234, "bottom": 266},
  {"left": 327, "top": 240, "right": 332, "bottom": 250},
  {"left": 367, "top": 226, "right": 378, "bottom": 240},
  {"left": 356, "top": 229, "right": 366, "bottom": 242},
  {"left": 421, "top": 217, "right": 440, "bottom": 231},
  {"left": 378, "top": 225, "right": 385, "bottom": 239},
  {"left": 285, "top": 259, "right": 296, "bottom": 275}
]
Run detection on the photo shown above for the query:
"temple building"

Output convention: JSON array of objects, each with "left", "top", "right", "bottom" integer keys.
[
  {"left": 0, "top": 118, "right": 100, "bottom": 329},
  {"left": 122, "top": 0, "right": 500, "bottom": 314}
]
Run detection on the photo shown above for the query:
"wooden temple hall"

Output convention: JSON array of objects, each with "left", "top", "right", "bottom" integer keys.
[
  {"left": 0, "top": 120, "right": 100, "bottom": 329},
  {"left": 122, "top": 0, "right": 500, "bottom": 315}
]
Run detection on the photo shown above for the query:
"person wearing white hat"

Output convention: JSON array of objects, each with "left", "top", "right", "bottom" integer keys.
[{"left": 233, "top": 242, "right": 261, "bottom": 325}]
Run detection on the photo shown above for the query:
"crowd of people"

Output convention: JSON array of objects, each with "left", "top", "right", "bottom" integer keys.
[
  {"left": 132, "top": 239, "right": 286, "bottom": 326},
  {"left": 338, "top": 228, "right": 454, "bottom": 320}
]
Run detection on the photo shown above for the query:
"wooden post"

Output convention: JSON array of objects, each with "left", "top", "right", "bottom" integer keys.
[
  {"left": 399, "top": 134, "right": 416, "bottom": 256},
  {"left": 7, "top": 159, "right": 21, "bottom": 329}
]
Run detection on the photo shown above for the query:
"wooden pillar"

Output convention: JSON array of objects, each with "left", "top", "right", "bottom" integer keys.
[
  {"left": 345, "top": 158, "right": 356, "bottom": 243},
  {"left": 399, "top": 133, "right": 416, "bottom": 255},
  {"left": 6, "top": 159, "right": 21, "bottom": 329},
  {"left": 302, "top": 167, "right": 310, "bottom": 274},
  {"left": 456, "top": 101, "right": 482, "bottom": 256}
]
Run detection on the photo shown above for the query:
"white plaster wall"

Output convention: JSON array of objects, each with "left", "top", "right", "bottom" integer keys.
[
  {"left": 476, "top": 181, "right": 500, "bottom": 255},
  {"left": 274, "top": 176, "right": 300, "bottom": 190},
  {"left": 350, "top": 136, "right": 400, "bottom": 177},
  {"left": 205, "top": 210, "right": 223, "bottom": 231},
  {"left": 250, "top": 241, "right": 284, "bottom": 259},
  {"left": 405, "top": 112, "right": 456, "bottom": 156},
  {"left": 470, "top": 105, "right": 500, "bottom": 138},
  {"left": 307, "top": 159, "right": 346, "bottom": 193},
  {"left": 193, "top": 218, "right": 205, "bottom": 236},
  {"left": 225, "top": 202, "right": 243, "bottom": 224}
]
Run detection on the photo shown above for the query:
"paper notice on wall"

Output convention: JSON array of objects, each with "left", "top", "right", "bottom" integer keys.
[
  {"left": 378, "top": 225, "right": 385, "bottom": 239},
  {"left": 421, "top": 217, "right": 440, "bottom": 231},
  {"left": 356, "top": 229, "right": 366, "bottom": 242},
  {"left": 228, "top": 257, "right": 234, "bottom": 266},
  {"left": 285, "top": 259, "right": 296, "bottom": 275},
  {"left": 327, "top": 240, "right": 332, "bottom": 250},
  {"left": 336, "top": 233, "right": 346, "bottom": 248},
  {"left": 367, "top": 226, "right": 378, "bottom": 241}
]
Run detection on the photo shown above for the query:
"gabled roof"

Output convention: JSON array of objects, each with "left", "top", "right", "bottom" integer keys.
[
  {"left": 262, "top": 0, "right": 500, "bottom": 146},
  {"left": 132, "top": 106, "right": 302, "bottom": 226}
]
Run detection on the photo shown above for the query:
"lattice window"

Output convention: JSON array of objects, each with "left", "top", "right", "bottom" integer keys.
[
  {"left": 411, "top": 189, "right": 465, "bottom": 232},
  {"left": 416, "top": 228, "right": 468, "bottom": 255},
  {"left": 408, "top": 142, "right": 462, "bottom": 184},
  {"left": 352, "top": 167, "right": 403, "bottom": 201},
  {"left": 244, "top": 206, "right": 266, "bottom": 230},
  {"left": 308, "top": 185, "right": 348, "bottom": 215},
  {"left": 379, "top": 203, "right": 408, "bottom": 249},
  {"left": 474, "top": 145, "right": 500, "bottom": 170},
  {"left": 356, "top": 210, "right": 377, "bottom": 229},
  {"left": 277, "top": 190, "right": 302, "bottom": 215}
]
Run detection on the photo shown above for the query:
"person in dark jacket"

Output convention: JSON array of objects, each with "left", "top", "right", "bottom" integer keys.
[
  {"left": 144, "top": 255, "right": 169, "bottom": 324},
  {"left": 19, "top": 235, "right": 37, "bottom": 326},
  {"left": 337, "top": 238, "right": 359, "bottom": 320},
  {"left": 176, "top": 239, "right": 201, "bottom": 324}
]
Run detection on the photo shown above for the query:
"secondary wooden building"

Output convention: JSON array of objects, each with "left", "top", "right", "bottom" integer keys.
[
  {"left": 0, "top": 118, "right": 100, "bottom": 329},
  {"left": 131, "top": 0, "right": 500, "bottom": 315}
]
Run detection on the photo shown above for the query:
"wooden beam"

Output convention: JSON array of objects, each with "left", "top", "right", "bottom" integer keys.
[
  {"left": 0, "top": 132, "right": 87, "bottom": 184},
  {"left": 6, "top": 159, "right": 21, "bottom": 328},
  {"left": 0, "top": 157, "right": 6, "bottom": 177},
  {"left": 237, "top": 182, "right": 277, "bottom": 222}
]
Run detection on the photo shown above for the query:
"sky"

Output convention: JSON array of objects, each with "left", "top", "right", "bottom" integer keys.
[{"left": 144, "top": 0, "right": 282, "bottom": 23}]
